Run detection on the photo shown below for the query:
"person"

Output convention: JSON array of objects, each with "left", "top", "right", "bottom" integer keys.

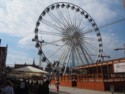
[
  {"left": 1, "top": 80, "right": 14, "bottom": 94},
  {"left": 45, "top": 78, "right": 50, "bottom": 94},
  {"left": 41, "top": 77, "right": 50, "bottom": 94},
  {"left": 19, "top": 79, "right": 28, "bottom": 94},
  {"left": 55, "top": 79, "right": 60, "bottom": 92}
]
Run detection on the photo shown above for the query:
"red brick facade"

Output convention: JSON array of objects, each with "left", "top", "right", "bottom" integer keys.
[{"left": 51, "top": 58, "right": 125, "bottom": 91}]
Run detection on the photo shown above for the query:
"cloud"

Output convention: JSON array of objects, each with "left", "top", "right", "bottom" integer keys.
[
  {"left": 0, "top": 0, "right": 122, "bottom": 46},
  {"left": 0, "top": 0, "right": 38, "bottom": 36},
  {"left": 24, "top": 0, "right": 120, "bottom": 45},
  {"left": 102, "top": 31, "right": 125, "bottom": 60},
  {"left": 1, "top": 0, "right": 125, "bottom": 66},
  {"left": 18, "top": 34, "right": 35, "bottom": 48},
  {"left": 6, "top": 48, "right": 39, "bottom": 66}
]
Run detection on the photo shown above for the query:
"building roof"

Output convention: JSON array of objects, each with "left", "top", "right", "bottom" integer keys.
[{"left": 76, "top": 57, "right": 125, "bottom": 69}]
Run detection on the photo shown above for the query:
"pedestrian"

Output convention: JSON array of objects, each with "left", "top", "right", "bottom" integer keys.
[
  {"left": 55, "top": 79, "right": 60, "bottom": 92},
  {"left": 1, "top": 80, "right": 14, "bottom": 94},
  {"left": 41, "top": 77, "right": 50, "bottom": 94},
  {"left": 19, "top": 79, "right": 28, "bottom": 94}
]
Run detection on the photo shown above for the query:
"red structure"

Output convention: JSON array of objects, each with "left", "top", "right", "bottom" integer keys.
[{"left": 51, "top": 57, "right": 125, "bottom": 91}]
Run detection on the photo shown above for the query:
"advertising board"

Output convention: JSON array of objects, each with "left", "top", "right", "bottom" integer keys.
[{"left": 114, "top": 62, "right": 125, "bottom": 73}]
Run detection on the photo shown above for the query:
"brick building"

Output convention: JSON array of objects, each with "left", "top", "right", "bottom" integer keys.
[
  {"left": 51, "top": 57, "right": 125, "bottom": 91},
  {"left": 0, "top": 45, "right": 8, "bottom": 78}
]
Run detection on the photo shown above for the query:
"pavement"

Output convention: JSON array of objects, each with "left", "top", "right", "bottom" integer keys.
[
  {"left": 50, "top": 89, "right": 69, "bottom": 94},
  {"left": 49, "top": 85, "right": 125, "bottom": 94}
]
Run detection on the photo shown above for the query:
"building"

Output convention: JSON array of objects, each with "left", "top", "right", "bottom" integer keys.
[
  {"left": 14, "top": 59, "right": 43, "bottom": 70},
  {"left": 51, "top": 57, "right": 125, "bottom": 91},
  {"left": 0, "top": 44, "right": 8, "bottom": 78}
]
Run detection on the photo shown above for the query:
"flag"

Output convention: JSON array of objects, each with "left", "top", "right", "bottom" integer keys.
[{"left": 0, "top": 47, "right": 7, "bottom": 71}]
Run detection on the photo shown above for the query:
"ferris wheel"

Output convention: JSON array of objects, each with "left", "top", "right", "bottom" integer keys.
[{"left": 33, "top": 2, "right": 103, "bottom": 74}]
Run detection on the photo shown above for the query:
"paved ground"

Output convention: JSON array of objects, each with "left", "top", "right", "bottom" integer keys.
[
  {"left": 49, "top": 85, "right": 125, "bottom": 94},
  {"left": 50, "top": 89, "right": 69, "bottom": 94}
]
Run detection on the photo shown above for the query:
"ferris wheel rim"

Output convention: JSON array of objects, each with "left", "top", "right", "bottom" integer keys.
[{"left": 33, "top": 2, "right": 103, "bottom": 70}]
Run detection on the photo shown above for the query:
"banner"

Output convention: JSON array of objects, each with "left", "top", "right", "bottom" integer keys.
[
  {"left": 0, "top": 47, "right": 7, "bottom": 71},
  {"left": 114, "top": 62, "right": 125, "bottom": 73}
]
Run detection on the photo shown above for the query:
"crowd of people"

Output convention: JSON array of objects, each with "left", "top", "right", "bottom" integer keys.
[{"left": 0, "top": 77, "right": 51, "bottom": 94}]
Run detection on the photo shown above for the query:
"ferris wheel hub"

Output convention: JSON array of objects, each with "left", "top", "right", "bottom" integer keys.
[{"left": 62, "top": 25, "right": 82, "bottom": 46}]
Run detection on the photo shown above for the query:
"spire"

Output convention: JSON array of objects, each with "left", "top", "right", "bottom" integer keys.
[
  {"left": 25, "top": 62, "right": 27, "bottom": 65},
  {"left": 0, "top": 39, "right": 1, "bottom": 45},
  {"left": 33, "top": 59, "right": 35, "bottom": 66}
]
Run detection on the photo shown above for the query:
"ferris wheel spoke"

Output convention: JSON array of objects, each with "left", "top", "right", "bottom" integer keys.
[
  {"left": 57, "top": 8, "right": 70, "bottom": 27},
  {"left": 79, "top": 23, "right": 92, "bottom": 33},
  {"left": 48, "top": 11, "right": 66, "bottom": 28},
  {"left": 48, "top": 41, "right": 69, "bottom": 59},
  {"left": 41, "top": 19, "right": 63, "bottom": 32},
  {"left": 56, "top": 9, "right": 68, "bottom": 28},
  {"left": 39, "top": 30, "right": 63, "bottom": 37},
  {"left": 61, "top": 41, "right": 72, "bottom": 64},
  {"left": 63, "top": 49, "right": 72, "bottom": 75},
  {"left": 65, "top": 8, "right": 73, "bottom": 26},
  {"left": 82, "top": 40, "right": 99, "bottom": 51},
  {"left": 79, "top": 44, "right": 91, "bottom": 64},
  {"left": 83, "top": 37, "right": 99, "bottom": 48},
  {"left": 58, "top": 41, "right": 71, "bottom": 62},
  {"left": 75, "top": 48, "right": 84, "bottom": 65},
  {"left": 79, "top": 25, "right": 89, "bottom": 33},
  {"left": 78, "top": 20, "right": 90, "bottom": 32},
  {"left": 84, "top": 43, "right": 95, "bottom": 63},
  {"left": 77, "top": 17, "right": 84, "bottom": 29},
  {"left": 83, "top": 36, "right": 97, "bottom": 41},
  {"left": 59, "top": 44, "right": 69, "bottom": 63},
  {"left": 71, "top": 47, "right": 75, "bottom": 67},
  {"left": 72, "top": 11, "right": 77, "bottom": 28},
  {"left": 81, "top": 29, "right": 93, "bottom": 35},
  {"left": 83, "top": 40, "right": 98, "bottom": 49},
  {"left": 60, "top": 44, "right": 71, "bottom": 71},
  {"left": 82, "top": 40, "right": 98, "bottom": 53},
  {"left": 74, "top": 48, "right": 82, "bottom": 66},
  {"left": 42, "top": 39, "right": 63, "bottom": 46},
  {"left": 67, "top": 9, "right": 73, "bottom": 26},
  {"left": 74, "top": 50, "right": 81, "bottom": 66},
  {"left": 81, "top": 24, "right": 97, "bottom": 35},
  {"left": 66, "top": 44, "right": 76, "bottom": 70},
  {"left": 81, "top": 43, "right": 95, "bottom": 63},
  {"left": 76, "top": 47, "right": 87, "bottom": 65},
  {"left": 72, "top": 45, "right": 79, "bottom": 67}
]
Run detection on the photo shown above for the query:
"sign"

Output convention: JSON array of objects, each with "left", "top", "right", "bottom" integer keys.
[{"left": 114, "top": 62, "right": 125, "bottom": 73}]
